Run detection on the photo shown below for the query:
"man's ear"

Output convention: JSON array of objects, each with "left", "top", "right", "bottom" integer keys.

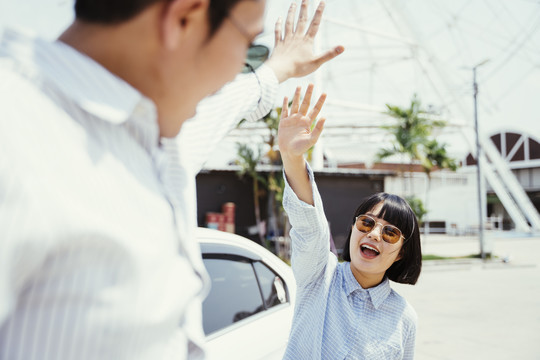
[{"left": 161, "top": 0, "right": 210, "bottom": 50}]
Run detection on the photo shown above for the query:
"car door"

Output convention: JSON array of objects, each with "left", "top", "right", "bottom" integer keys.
[{"left": 202, "top": 253, "right": 293, "bottom": 360}]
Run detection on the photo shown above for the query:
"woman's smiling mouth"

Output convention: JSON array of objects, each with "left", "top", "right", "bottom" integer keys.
[{"left": 360, "top": 243, "right": 380, "bottom": 258}]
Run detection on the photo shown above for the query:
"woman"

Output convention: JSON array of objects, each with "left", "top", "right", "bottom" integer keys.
[{"left": 279, "top": 85, "right": 422, "bottom": 360}]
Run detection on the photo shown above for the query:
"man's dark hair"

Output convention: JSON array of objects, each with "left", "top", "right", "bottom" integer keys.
[
  {"left": 341, "top": 192, "right": 422, "bottom": 285},
  {"left": 74, "top": 0, "right": 246, "bottom": 35}
]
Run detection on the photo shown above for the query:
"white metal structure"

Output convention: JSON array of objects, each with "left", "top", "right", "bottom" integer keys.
[
  {"left": 481, "top": 135, "right": 540, "bottom": 231},
  {"left": 318, "top": 0, "right": 540, "bottom": 233}
]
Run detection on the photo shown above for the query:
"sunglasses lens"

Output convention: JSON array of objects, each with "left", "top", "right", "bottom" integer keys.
[
  {"left": 356, "top": 215, "right": 375, "bottom": 233},
  {"left": 382, "top": 226, "right": 402, "bottom": 244}
]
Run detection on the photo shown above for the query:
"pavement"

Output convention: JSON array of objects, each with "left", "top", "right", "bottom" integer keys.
[{"left": 392, "top": 232, "right": 540, "bottom": 360}]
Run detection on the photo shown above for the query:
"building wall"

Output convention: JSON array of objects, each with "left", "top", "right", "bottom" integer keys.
[
  {"left": 513, "top": 167, "right": 540, "bottom": 192},
  {"left": 316, "top": 175, "right": 383, "bottom": 252},
  {"left": 384, "top": 169, "right": 481, "bottom": 233},
  {"left": 196, "top": 169, "right": 385, "bottom": 252},
  {"left": 196, "top": 171, "right": 264, "bottom": 241}
]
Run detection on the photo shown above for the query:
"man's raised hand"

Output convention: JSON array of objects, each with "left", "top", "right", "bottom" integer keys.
[{"left": 266, "top": 0, "right": 344, "bottom": 83}]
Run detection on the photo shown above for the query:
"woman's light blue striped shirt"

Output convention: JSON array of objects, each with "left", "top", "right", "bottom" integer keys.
[{"left": 282, "top": 164, "right": 417, "bottom": 360}]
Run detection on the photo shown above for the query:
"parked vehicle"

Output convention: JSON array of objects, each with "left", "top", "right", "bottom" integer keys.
[{"left": 197, "top": 228, "right": 296, "bottom": 360}]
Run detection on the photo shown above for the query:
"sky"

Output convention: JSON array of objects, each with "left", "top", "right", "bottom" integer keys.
[{"left": 1, "top": 0, "right": 539, "bottom": 166}]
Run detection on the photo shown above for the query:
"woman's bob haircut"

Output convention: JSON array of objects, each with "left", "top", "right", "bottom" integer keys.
[{"left": 342, "top": 192, "right": 422, "bottom": 285}]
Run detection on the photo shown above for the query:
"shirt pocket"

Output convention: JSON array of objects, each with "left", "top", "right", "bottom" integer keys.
[{"left": 351, "top": 341, "right": 402, "bottom": 360}]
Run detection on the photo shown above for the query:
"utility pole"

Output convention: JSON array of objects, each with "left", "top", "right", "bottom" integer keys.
[{"left": 473, "top": 59, "right": 489, "bottom": 260}]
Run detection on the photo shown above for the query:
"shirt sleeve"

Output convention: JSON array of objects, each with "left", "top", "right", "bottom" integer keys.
[
  {"left": 176, "top": 64, "right": 279, "bottom": 174},
  {"left": 0, "top": 161, "right": 52, "bottom": 329},
  {"left": 402, "top": 310, "right": 418, "bottom": 360},
  {"left": 282, "top": 162, "right": 333, "bottom": 287}
]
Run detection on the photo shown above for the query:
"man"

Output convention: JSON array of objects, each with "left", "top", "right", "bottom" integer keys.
[{"left": 0, "top": 1, "right": 342, "bottom": 359}]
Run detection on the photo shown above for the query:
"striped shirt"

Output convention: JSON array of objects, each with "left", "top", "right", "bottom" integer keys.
[
  {"left": 0, "top": 28, "right": 277, "bottom": 360},
  {"left": 282, "top": 163, "right": 417, "bottom": 360}
]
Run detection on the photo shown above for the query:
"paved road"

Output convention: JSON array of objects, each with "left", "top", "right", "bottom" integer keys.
[{"left": 393, "top": 233, "right": 540, "bottom": 360}]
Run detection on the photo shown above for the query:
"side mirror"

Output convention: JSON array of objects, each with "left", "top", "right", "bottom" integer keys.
[{"left": 273, "top": 276, "right": 287, "bottom": 304}]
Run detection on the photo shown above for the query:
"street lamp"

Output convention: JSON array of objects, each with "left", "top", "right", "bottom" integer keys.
[{"left": 472, "top": 58, "right": 490, "bottom": 260}]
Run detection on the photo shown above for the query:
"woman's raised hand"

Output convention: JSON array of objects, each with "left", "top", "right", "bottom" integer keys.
[{"left": 277, "top": 84, "right": 326, "bottom": 160}]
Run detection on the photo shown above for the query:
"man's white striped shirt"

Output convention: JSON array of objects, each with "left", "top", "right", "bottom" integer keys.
[{"left": 0, "top": 28, "right": 277, "bottom": 360}]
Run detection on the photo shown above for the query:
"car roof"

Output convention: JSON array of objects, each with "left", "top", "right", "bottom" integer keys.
[
  {"left": 196, "top": 227, "right": 268, "bottom": 260},
  {"left": 195, "top": 227, "right": 292, "bottom": 276}
]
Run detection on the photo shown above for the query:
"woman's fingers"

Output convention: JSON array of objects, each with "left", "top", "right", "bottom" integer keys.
[
  {"left": 310, "top": 117, "right": 326, "bottom": 143},
  {"left": 290, "top": 86, "right": 302, "bottom": 114},
  {"left": 299, "top": 84, "right": 314, "bottom": 116},
  {"left": 278, "top": 87, "right": 327, "bottom": 156},
  {"left": 308, "top": 93, "right": 327, "bottom": 121},
  {"left": 281, "top": 96, "right": 289, "bottom": 119},
  {"left": 284, "top": 87, "right": 327, "bottom": 135}
]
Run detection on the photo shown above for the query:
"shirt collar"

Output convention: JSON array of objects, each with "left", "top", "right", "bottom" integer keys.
[
  {"left": 343, "top": 262, "right": 392, "bottom": 310},
  {"left": 343, "top": 262, "right": 364, "bottom": 296},
  {"left": 368, "top": 277, "right": 391, "bottom": 310},
  {"left": 0, "top": 28, "right": 145, "bottom": 124}
]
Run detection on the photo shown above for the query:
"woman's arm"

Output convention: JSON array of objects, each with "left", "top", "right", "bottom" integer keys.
[
  {"left": 279, "top": 85, "right": 334, "bottom": 286},
  {"left": 279, "top": 85, "right": 326, "bottom": 204}
]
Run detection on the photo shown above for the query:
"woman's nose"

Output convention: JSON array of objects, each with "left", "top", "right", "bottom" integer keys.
[{"left": 368, "top": 223, "right": 384, "bottom": 241}]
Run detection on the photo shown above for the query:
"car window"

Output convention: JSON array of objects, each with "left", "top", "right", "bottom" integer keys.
[
  {"left": 202, "top": 258, "right": 264, "bottom": 335},
  {"left": 253, "top": 261, "right": 288, "bottom": 308}
]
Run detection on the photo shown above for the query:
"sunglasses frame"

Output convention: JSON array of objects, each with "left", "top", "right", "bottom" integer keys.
[{"left": 354, "top": 214, "right": 404, "bottom": 244}]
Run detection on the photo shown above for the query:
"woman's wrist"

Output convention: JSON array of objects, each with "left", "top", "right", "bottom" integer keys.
[{"left": 281, "top": 152, "right": 305, "bottom": 166}]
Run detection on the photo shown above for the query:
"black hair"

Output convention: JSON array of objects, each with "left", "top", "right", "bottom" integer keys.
[
  {"left": 74, "top": 0, "right": 247, "bottom": 35},
  {"left": 342, "top": 192, "right": 422, "bottom": 285}
]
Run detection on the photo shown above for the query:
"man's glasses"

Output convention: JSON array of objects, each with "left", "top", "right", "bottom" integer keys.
[
  {"left": 226, "top": 15, "right": 268, "bottom": 73},
  {"left": 355, "top": 215, "right": 403, "bottom": 244},
  {"left": 242, "top": 44, "right": 269, "bottom": 73}
]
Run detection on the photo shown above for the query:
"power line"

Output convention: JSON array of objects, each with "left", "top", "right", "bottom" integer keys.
[
  {"left": 494, "top": 64, "right": 539, "bottom": 103},
  {"left": 484, "top": 11, "right": 540, "bottom": 82}
]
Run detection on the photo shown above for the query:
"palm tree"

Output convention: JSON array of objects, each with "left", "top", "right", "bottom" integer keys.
[
  {"left": 261, "top": 107, "right": 284, "bottom": 253},
  {"left": 376, "top": 94, "right": 445, "bottom": 194},
  {"left": 236, "top": 143, "right": 266, "bottom": 245},
  {"left": 420, "top": 139, "right": 458, "bottom": 176},
  {"left": 237, "top": 105, "right": 290, "bottom": 253},
  {"left": 377, "top": 95, "right": 458, "bottom": 230}
]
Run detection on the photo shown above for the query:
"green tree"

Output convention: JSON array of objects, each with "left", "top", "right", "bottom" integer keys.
[
  {"left": 421, "top": 139, "right": 458, "bottom": 176},
  {"left": 377, "top": 94, "right": 458, "bottom": 233},
  {"left": 376, "top": 94, "right": 446, "bottom": 192},
  {"left": 235, "top": 143, "right": 266, "bottom": 245},
  {"left": 237, "top": 104, "right": 291, "bottom": 253},
  {"left": 405, "top": 196, "right": 427, "bottom": 225}
]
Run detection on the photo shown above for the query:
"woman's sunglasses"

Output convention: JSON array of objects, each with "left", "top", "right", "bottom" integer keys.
[{"left": 355, "top": 214, "right": 403, "bottom": 244}]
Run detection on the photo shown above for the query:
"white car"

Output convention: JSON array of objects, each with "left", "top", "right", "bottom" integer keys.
[{"left": 197, "top": 228, "right": 296, "bottom": 360}]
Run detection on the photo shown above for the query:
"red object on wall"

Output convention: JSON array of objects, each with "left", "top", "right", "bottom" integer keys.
[
  {"left": 205, "top": 212, "right": 220, "bottom": 230},
  {"left": 206, "top": 203, "right": 235, "bottom": 233},
  {"left": 217, "top": 213, "right": 226, "bottom": 232},
  {"left": 222, "top": 202, "right": 235, "bottom": 233}
]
